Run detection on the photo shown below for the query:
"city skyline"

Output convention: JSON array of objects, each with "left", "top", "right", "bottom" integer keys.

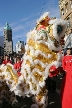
[{"left": 0, "top": 0, "right": 60, "bottom": 51}]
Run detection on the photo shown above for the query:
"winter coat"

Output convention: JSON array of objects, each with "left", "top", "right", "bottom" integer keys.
[
  {"left": 14, "top": 61, "right": 22, "bottom": 76},
  {"left": 2, "top": 60, "right": 12, "bottom": 65}
]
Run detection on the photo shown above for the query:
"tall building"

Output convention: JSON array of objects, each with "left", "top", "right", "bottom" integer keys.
[
  {"left": 59, "top": 0, "right": 72, "bottom": 35},
  {"left": 3, "top": 22, "right": 13, "bottom": 56},
  {"left": 15, "top": 41, "right": 25, "bottom": 54}
]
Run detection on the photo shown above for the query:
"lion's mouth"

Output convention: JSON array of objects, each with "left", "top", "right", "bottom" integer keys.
[
  {"left": 53, "top": 38, "right": 64, "bottom": 48},
  {"left": 52, "top": 50, "right": 59, "bottom": 53},
  {"left": 49, "top": 34, "right": 65, "bottom": 48}
]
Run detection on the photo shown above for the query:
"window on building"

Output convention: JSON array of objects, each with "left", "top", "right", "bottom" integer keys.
[
  {"left": 4, "top": 42, "right": 6, "bottom": 47},
  {"left": 4, "top": 44, "right": 6, "bottom": 47},
  {"left": 7, "top": 35, "right": 12, "bottom": 41},
  {"left": 61, "top": 8, "right": 64, "bottom": 15},
  {"left": 7, "top": 48, "right": 9, "bottom": 51},
  {"left": 10, "top": 45, "right": 11, "bottom": 48},
  {"left": 70, "top": 0, "right": 72, "bottom": 8},
  {"left": 67, "top": 17, "right": 70, "bottom": 28},
  {"left": 65, "top": 2, "right": 68, "bottom": 13}
]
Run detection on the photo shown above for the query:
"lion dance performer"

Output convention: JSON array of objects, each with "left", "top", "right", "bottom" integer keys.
[{"left": 0, "top": 12, "right": 67, "bottom": 108}]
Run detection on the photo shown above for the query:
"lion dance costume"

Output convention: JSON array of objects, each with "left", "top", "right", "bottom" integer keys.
[{"left": 0, "top": 12, "right": 67, "bottom": 108}]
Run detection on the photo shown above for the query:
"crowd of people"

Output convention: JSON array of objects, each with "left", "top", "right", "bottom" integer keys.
[{"left": 0, "top": 55, "right": 23, "bottom": 76}]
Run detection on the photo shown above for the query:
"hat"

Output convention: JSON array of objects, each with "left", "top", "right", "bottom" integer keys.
[
  {"left": 36, "top": 12, "right": 50, "bottom": 24},
  {"left": 66, "top": 46, "right": 72, "bottom": 50}
]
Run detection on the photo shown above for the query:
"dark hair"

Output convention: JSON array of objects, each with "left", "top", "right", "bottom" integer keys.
[
  {"left": 65, "top": 48, "right": 72, "bottom": 55},
  {"left": 66, "top": 48, "right": 72, "bottom": 50},
  {"left": 16, "top": 56, "right": 21, "bottom": 60},
  {"left": 5, "top": 54, "right": 8, "bottom": 56}
]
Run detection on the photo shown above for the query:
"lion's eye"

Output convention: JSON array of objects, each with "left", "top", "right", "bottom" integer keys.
[{"left": 57, "top": 25, "right": 63, "bottom": 34}]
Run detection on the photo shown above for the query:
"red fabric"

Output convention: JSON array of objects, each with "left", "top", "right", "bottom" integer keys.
[
  {"left": 14, "top": 62, "right": 22, "bottom": 70},
  {"left": 2, "top": 60, "right": 12, "bottom": 65},
  {"left": 49, "top": 65, "right": 59, "bottom": 77},
  {"left": 61, "top": 55, "right": 72, "bottom": 108},
  {"left": 17, "top": 72, "right": 21, "bottom": 76},
  {"left": 14, "top": 61, "right": 22, "bottom": 76},
  {"left": 62, "top": 55, "right": 72, "bottom": 72},
  {"left": 37, "top": 25, "right": 46, "bottom": 30}
]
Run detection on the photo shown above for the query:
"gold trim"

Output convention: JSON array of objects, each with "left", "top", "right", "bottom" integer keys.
[{"left": 6, "top": 65, "right": 18, "bottom": 83}]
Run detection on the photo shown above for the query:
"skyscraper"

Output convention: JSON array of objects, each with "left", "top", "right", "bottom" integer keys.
[
  {"left": 3, "top": 22, "right": 13, "bottom": 56},
  {"left": 59, "top": 0, "right": 72, "bottom": 35}
]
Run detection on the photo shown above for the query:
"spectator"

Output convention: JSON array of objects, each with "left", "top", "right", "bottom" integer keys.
[
  {"left": 47, "top": 65, "right": 59, "bottom": 92},
  {"left": 10, "top": 56, "right": 14, "bottom": 64},
  {"left": 14, "top": 56, "right": 22, "bottom": 76},
  {"left": 13, "top": 56, "right": 17, "bottom": 64},
  {"left": 61, "top": 47, "right": 72, "bottom": 108},
  {"left": 1, "top": 56, "right": 4, "bottom": 63},
  {"left": 2, "top": 55, "right": 12, "bottom": 65}
]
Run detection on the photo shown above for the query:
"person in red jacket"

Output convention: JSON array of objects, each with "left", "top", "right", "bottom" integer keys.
[
  {"left": 47, "top": 65, "right": 59, "bottom": 92},
  {"left": 14, "top": 56, "right": 22, "bottom": 76},
  {"left": 61, "top": 47, "right": 72, "bottom": 108},
  {"left": 2, "top": 55, "right": 12, "bottom": 65}
]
